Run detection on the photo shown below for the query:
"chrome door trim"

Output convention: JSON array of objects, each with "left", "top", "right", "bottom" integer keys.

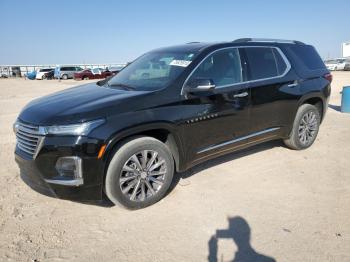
[
  {"left": 181, "top": 46, "right": 291, "bottom": 96},
  {"left": 197, "top": 127, "right": 280, "bottom": 154}
]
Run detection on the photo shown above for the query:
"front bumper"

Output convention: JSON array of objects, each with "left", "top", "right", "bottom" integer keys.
[{"left": 15, "top": 135, "right": 105, "bottom": 201}]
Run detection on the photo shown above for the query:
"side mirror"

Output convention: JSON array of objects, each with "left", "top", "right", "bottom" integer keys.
[{"left": 186, "top": 78, "right": 216, "bottom": 95}]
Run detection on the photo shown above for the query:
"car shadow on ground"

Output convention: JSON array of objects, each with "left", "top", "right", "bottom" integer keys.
[
  {"left": 328, "top": 104, "right": 341, "bottom": 112},
  {"left": 169, "top": 140, "right": 283, "bottom": 194},
  {"left": 208, "top": 216, "right": 276, "bottom": 262},
  {"left": 60, "top": 140, "right": 283, "bottom": 208}
]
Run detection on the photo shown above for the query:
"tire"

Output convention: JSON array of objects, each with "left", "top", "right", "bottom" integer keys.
[
  {"left": 284, "top": 104, "right": 321, "bottom": 150},
  {"left": 62, "top": 74, "right": 68, "bottom": 80},
  {"left": 83, "top": 76, "right": 89, "bottom": 80},
  {"left": 105, "top": 136, "right": 174, "bottom": 209},
  {"left": 42, "top": 75, "right": 46, "bottom": 80}
]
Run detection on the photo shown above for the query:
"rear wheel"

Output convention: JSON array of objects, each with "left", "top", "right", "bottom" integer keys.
[
  {"left": 105, "top": 136, "right": 174, "bottom": 209},
  {"left": 83, "top": 76, "right": 89, "bottom": 80},
  {"left": 62, "top": 74, "right": 68, "bottom": 80},
  {"left": 284, "top": 104, "right": 320, "bottom": 150}
]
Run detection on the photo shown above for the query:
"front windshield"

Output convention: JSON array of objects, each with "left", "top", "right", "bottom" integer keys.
[{"left": 107, "top": 51, "right": 198, "bottom": 91}]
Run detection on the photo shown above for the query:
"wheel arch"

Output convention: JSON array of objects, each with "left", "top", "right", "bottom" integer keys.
[
  {"left": 102, "top": 123, "right": 184, "bottom": 174},
  {"left": 298, "top": 94, "right": 325, "bottom": 122}
]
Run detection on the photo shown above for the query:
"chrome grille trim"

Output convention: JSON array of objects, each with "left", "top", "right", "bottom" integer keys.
[
  {"left": 17, "top": 143, "right": 35, "bottom": 154},
  {"left": 15, "top": 121, "right": 46, "bottom": 159},
  {"left": 16, "top": 133, "right": 37, "bottom": 143}
]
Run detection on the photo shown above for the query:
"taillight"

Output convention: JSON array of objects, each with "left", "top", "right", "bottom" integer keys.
[{"left": 323, "top": 73, "right": 333, "bottom": 83}]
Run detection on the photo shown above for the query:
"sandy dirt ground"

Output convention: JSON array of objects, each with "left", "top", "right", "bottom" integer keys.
[{"left": 0, "top": 73, "right": 349, "bottom": 262}]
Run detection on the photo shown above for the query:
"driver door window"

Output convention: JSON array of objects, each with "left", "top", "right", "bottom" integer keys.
[{"left": 188, "top": 48, "right": 243, "bottom": 87}]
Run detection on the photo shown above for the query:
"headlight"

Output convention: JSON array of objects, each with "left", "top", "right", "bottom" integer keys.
[{"left": 45, "top": 119, "right": 105, "bottom": 135}]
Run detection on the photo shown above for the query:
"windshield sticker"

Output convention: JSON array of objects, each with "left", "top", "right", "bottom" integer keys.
[{"left": 170, "top": 60, "right": 192, "bottom": 67}]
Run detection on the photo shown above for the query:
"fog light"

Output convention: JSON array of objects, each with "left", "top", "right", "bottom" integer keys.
[{"left": 55, "top": 156, "right": 82, "bottom": 179}]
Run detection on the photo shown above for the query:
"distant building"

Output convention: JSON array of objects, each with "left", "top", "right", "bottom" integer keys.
[{"left": 342, "top": 42, "right": 350, "bottom": 57}]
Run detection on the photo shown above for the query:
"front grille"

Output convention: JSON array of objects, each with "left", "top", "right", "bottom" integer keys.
[{"left": 15, "top": 122, "right": 45, "bottom": 159}]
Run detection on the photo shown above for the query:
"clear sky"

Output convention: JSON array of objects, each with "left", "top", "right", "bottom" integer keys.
[{"left": 0, "top": 0, "right": 349, "bottom": 65}]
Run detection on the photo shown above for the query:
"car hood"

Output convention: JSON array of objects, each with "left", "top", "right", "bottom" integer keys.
[{"left": 18, "top": 82, "right": 150, "bottom": 125}]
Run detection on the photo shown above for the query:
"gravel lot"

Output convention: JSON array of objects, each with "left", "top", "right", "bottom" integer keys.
[{"left": 0, "top": 73, "right": 349, "bottom": 261}]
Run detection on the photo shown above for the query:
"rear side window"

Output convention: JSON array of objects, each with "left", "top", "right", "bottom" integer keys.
[
  {"left": 244, "top": 47, "right": 287, "bottom": 81},
  {"left": 289, "top": 45, "right": 325, "bottom": 70},
  {"left": 62, "top": 67, "right": 74, "bottom": 71}
]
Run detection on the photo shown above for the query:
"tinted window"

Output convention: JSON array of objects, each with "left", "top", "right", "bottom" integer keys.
[
  {"left": 188, "top": 48, "right": 242, "bottom": 87},
  {"left": 62, "top": 67, "right": 74, "bottom": 71},
  {"left": 289, "top": 45, "right": 325, "bottom": 70},
  {"left": 40, "top": 68, "right": 52, "bottom": 72},
  {"left": 245, "top": 47, "right": 281, "bottom": 80}
]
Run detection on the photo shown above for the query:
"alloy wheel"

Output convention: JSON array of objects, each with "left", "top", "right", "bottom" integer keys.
[
  {"left": 298, "top": 111, "right": 318, "bottom": 145},
  {"left": 119, "top": 150, "right": 167, "bottom": 202}
]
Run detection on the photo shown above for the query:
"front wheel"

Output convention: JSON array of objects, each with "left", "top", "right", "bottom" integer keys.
[
  {"left": 105, "top": 136, "right": 174, "bottom": 209},
  {"left": 62, "top": 74, "right": 68, "bottom": 80},
  {"left": 284, "top": 104, "right": 321, "bottom": 150}
]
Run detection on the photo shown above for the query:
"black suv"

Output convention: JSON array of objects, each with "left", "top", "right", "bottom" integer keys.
[{"left": 14, "top": 39, "right": 331, "bottom": 209}]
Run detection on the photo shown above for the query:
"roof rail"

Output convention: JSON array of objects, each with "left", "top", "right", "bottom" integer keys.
[
  {"left": 233, "top": 38, "right": 305, "bottom": 45},
  {"left": 186, "top": 41, "right": 201, "bottom": 44}
]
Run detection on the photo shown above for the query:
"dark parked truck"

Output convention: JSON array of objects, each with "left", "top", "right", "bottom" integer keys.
[{"left": 14, "top": 39, "right": 331, "bottom": 209}]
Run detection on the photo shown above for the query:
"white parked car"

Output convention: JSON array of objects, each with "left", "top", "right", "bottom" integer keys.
[
  {"left": 324, "top": 58, "right": 350, "bottom": 71},
  {"left": 36, "top": 68, "right": 54, "bottom": 80}
]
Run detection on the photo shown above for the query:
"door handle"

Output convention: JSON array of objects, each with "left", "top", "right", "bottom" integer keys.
[{"left": 233, "top": 91, "right": 248, "bottom": 98}]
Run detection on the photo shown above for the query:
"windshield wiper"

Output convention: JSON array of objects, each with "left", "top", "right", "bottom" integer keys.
[{"left": 106, "top": 82, "right": 135, "bottom": 91}]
